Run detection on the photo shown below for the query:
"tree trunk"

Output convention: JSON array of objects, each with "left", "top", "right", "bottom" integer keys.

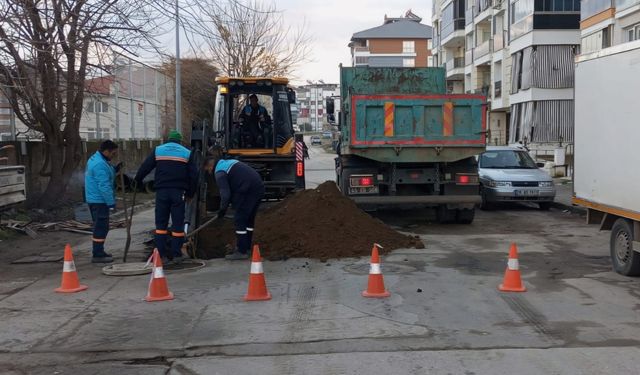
[{"left": 37, "top": 134, "right": 83, "bottom": 208}]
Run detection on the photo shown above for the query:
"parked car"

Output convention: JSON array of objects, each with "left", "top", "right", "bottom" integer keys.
[
  {"left": 322, "top": 131, "right": 332, "bottom": 139},
  {"left": 310, "top": 135, "right": 321, "bottom": 145},
  {"left": 478, "top": 146, "right": 555, "bottom": 210}
]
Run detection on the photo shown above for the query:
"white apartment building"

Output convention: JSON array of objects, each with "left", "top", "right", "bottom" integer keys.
[
  {"left": 580, "top": 0, "right": 640, "bottom": 54},
  {"left": 295, "top": 84, "right": 340, "bottom": 132},
  {"left": 432, "top": 0, "right": 581, "bottom": 146}
]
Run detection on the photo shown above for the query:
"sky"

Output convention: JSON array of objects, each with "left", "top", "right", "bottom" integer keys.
[{"left": 167, "top": 0, "right": 433, "bottom": 86}]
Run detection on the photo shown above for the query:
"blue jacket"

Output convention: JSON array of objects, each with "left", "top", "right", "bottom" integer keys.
[
  {"left": 85, "top": 151, "right": 116, "bottom": 206},
  {"left": 214, "top": 159, "right": 264, "bottom": 211},
  {"left": 135, "top": 141, "right": 198, "bottom": 197}
]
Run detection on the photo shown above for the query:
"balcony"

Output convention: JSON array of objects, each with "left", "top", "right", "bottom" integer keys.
[
  {"left": 474, "top": 0, "right": 494, "bottom": 21},
  {"left": 493, "top": 31, "right": 505, "bottom": 52},
  {"left": 494, "top": 81, "right": 502, "bottom": 98},
  {"left": 466, "top": 7, "right": 474, "bottom": 26},
  {"left": 446, "top": 57, "right": 465, "bottom": 79},
  {"left": 465, "top": 49, "right": 474, "bottom": 65},
  {"left": 582, "top": 0, "right": 614, "bottom": 21},
  {"left": 441, "top": 19, "right": 466, "bottom": 47},
  {"left": 616, "top": 0, "right": 640, "bottom": 12},
  {"left": 475, "top": 40, "right": 492, "bottom": 58}
]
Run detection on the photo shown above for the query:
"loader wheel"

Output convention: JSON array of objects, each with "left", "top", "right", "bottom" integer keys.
[{"left": 610, "top": 218, "right": 640, "bottom": 276}]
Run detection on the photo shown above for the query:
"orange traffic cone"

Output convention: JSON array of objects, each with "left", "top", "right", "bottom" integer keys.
[
  {"left": 55, "top": 244, "right": 88, "bottom": 293},
  {"left": 362, "top": 244, "right": 390, "bottom": 298},
  {"left": 145, "top": 249, "right": 174, "bottom": 302},
  {"left": 244, "top": 245, "right": 271, "bottom": 301},
  {"left": 499, "top": 243, "right": 526, "bottom": 292}
]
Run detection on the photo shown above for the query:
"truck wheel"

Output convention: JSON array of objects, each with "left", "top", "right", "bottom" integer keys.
[
  {"left": 610, "top": 218, "right": 640, "bottom": 276},
  {"left": 456, "top": 208, "right": 475, "bottom": 224},
  {"left": 436, "top": 205, "right": 457, "bottom": 224},
  {"left": 539, "top": 202, "right": 552, "bottom": 210}
]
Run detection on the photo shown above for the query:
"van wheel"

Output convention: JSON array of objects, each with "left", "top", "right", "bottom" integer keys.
[{"left": 610, "top": 218, "right": 640, "bottom": 276}]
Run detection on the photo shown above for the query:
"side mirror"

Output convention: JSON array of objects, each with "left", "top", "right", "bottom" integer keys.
[
  {"left": 287, "top": 88, "right": 296, "bottom": 104},
  {"left": 536, "top": 162, "right": 545, "bottom": 168},
  {"left": 326, "top": 98, "right": 335, "bottom": 114}
]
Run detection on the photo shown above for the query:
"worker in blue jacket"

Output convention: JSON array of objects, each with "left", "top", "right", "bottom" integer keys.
[
  {"left": 85, "top": 140, "right": 121, "bottom": 263},
  {"left": 135, "top": 130, "right": 198, "bottom": 264},
  {"left": 203, "top": 155, "right": 265, "bottom": 260}
]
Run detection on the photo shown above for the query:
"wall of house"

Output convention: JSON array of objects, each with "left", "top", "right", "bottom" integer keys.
[{"left": 368, "top": 39, "right": 431, "bottom": 67}]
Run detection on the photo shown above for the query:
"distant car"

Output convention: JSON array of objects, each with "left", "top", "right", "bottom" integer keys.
[
  {"left": 310, "top": 135, "right": 321, "bottom": 145},
  {"left": 322, "top": 131, "right": 332, "bottom": 139},
  {"left": 478, "top": 146, "right": 555, "bottom": 210}
]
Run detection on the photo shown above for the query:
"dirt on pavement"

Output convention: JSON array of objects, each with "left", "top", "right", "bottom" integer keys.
[{"left": 196, "top": 181, "right": 424, "bottom": 261}]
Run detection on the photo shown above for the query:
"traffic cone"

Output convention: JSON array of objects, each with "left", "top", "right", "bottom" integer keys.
[
  {"left": 362, "top": 244, "right": 390, "bottom": 298},
  {"left": 244, "top": 245, "right": 271, "bottom": 301},
  {"left": 145, "top": 249, "right": 174, "bottom": 302},
  {"left": 499, "top": 243, "right": 526, "bottom": 292},
  {"left": 55, "top": 244, "right": 88, "bottom": 293}
]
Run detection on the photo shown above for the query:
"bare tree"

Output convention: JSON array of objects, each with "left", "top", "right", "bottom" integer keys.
[
  {"left": 0, "top": 0, "right": 161, "bottom": 206},
  {"left": 161, "top": 57, "right": 218, "bottom": 138},
  {"left": 193, "top": 0, "right": 311, "bottom": 78}
]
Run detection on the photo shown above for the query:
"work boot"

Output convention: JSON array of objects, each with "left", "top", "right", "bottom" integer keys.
[
  {"left": 91, "top": 255, "right": 113, "bottom": 263},
  {"left": 225, "top": 251, "right": 249, "bottom": 260}
]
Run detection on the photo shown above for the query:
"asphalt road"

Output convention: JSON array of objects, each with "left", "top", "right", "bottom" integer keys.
[{"left": 1, "top": 144, "right": 639, "bottom": 374}]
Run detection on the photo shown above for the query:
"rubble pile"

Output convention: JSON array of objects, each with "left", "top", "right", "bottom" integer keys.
[{"left": 197, "top": 181, "right": 424, "bottom": 260}]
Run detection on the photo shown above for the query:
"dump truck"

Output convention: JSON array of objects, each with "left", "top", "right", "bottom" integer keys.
[
  {"left": 333, "top": 67, "right": 486, "bottom": 223},
  {"left": 210, "top": 77, "right": 306, "bottom": 199},
  {"left": 573, "top": 40, "right": 640, "bottom": 276}
]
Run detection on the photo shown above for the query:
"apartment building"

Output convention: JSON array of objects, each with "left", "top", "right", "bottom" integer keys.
[
  {"left": 350, "top": 10, "right": 433, "bottom": 68},
  {"left": 295, "top": 83, "right": 339, "bottom": 131},
  {"left": 432, "top": 0, "right": 581, "bottom": 146},
  {"left": 581, "top": 0, "right": 640, "bottom": 54}
]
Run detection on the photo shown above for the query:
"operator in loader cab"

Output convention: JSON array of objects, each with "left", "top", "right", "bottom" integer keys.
[
  {"left": 203, "top": 154, "right": 265, "bottom": 260},
  {"left": 239, "top": 94, "right": 270, "bottom": 148}
]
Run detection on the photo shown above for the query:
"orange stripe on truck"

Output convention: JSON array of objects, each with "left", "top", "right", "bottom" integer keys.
[
  {"left": 572, "top": 197, "right": 640, "bottom": 222},
  {"left": 443, "top": 102, "right": 453, "bottom": 136},
  {"left": 384, "top": 102, "right": 394, "bottom": 137}
]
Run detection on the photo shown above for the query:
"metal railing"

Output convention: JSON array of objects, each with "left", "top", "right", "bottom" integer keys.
[
  {"left": 475, "top": 39, "right": 492, "bottom": 59},
  {"left": 474, "top": 0, "right": 493, "bottom": 16},
  {"left": 441, "top": 19, "right": 466, "bottom": 40},
  {"left": 353, "top": 46, "right": 369, "bottom": 52},
  {"left": 494, "top": 81, "right": 502, "bottom": 98},
  {"left": 446, "top": 57, "right": 465, "bottom": 71}
]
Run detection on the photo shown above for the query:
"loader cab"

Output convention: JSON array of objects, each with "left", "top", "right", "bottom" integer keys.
[{"left": 213, "top": 77, "right": 296, "bottom": 155}]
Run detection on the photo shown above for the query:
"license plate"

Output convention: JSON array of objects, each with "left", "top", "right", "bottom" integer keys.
[{"left": 515, "top": 190, "right": 538, "bottom": 197}]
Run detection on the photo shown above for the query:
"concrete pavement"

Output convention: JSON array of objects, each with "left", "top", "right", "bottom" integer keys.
[{"left": 1, "top": 146, "right": 639, "bottom": 374}]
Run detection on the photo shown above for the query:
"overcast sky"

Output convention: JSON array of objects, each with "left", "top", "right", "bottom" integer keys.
[{"left": 169, "top": 1, "right": 433, "bottom": 85}]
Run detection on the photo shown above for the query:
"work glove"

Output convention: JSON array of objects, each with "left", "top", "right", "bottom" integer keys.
[
  {"left": 108, "top": 204, "right": 116, "bottom": 213},
  {"left": 217, "top": 209, "right": 227, "bottom": 219}
]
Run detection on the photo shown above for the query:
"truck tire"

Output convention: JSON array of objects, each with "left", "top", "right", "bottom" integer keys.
[
  {"left": 610, "top": 218, "right": 640, "bottom": 276},
  {"left": 456, "top": 208, "right": 475, "bottom": 224},
  {"left": 479, "top": 186, "right": 492, "bottom": 210},
  {"left": 436, "top": 205, "right": 457, "bottom": 224}
]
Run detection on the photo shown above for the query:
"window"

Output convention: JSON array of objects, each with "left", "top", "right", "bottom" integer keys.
[
  {"left": 87, "top": 100, "right": 108, "bottom": 113},
  {"left": 403, "top": 41, "right": 415, "bottom": 53},
  {"left": 403, "top": 58, "right": 415, "bottom": 67},
  {"left": 355, "top": 56, "right": 369, "bottom": 65},
  {"left": 626, "top": 23, "right": 640, "bottom": 42},
  {"left": 428, "top": 56, "right": 434, "bottom": 67},
  {"left": 0, "top": 108, "right": 10, "bottom": 114},
  {"left": 428, "top": 39, "right": 433, "bottom": 50}
]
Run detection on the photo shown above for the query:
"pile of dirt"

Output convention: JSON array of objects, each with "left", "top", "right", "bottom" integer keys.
[{"left": 196, "top": 181, "right": 424, "bottom": 260}]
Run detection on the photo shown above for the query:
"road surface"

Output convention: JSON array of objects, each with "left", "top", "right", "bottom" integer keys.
[{"left": 1, "top": 144, "right": 639, "bottom": 374}]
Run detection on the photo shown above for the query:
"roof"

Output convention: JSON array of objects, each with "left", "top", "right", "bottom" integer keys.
[
  {"left": 85, "top": 76, "right": 114, "bottom": 95},
  {"left": 215, "top": 77, "right": 289, "bottom": 85},
  {"left": 351, "top": 19, "right": 432, "bottom": 41}
]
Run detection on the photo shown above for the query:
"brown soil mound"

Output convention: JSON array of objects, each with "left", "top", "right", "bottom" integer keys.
[{"left": 196, "top": 181, "right": 424, "bottom": 260}]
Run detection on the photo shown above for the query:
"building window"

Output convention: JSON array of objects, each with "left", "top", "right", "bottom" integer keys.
[
  {"left": 428, "top": 56, "right": 434, "bottom": 67},
  {"left": 403, "top": 58, "right": 415, "bottom": 67},
  {"left": 403, "top": 41, "right": 415, "bottom": 53},
  {"left": 87, "top": 100, "right": 108, "bottom": 113},
  {"left": 625, "top": 23, "right": 640, "bottom": 42},
  {"left": 0, "top": 108, "right": 10, "bottom": 114},
  {"left": 355, "top": 56, "right": 369, "bottom": 65},
  {"left": 428, "top": 39, "right": 433, "bottom": 50}
]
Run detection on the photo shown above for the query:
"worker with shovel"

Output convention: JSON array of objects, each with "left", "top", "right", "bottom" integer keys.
[
  {"left": 135, "top": 130, "right": 198, "bottom": 264},
  {"left": 203, "top": 155, "right": 265, "bottom": 260}
]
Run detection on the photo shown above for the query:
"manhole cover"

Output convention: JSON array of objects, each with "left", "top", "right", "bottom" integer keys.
[
  {"left": 164, "top": 259, "right": 206, "bottom": 271},
  {"left": 343, "top": 262, "right": 417, "bottom": 275},
  {"left": 102, "top": 262, "right": 152, "bottom": 276}
]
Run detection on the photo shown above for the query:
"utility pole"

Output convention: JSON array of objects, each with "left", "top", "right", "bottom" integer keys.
[{"left": 175, "top": 0, "right": 181, "bottom": 132}]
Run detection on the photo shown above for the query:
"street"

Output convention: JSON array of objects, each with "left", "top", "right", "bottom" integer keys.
[{"left": 1, "top": 144, "right": 640, "bottom": 375}]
